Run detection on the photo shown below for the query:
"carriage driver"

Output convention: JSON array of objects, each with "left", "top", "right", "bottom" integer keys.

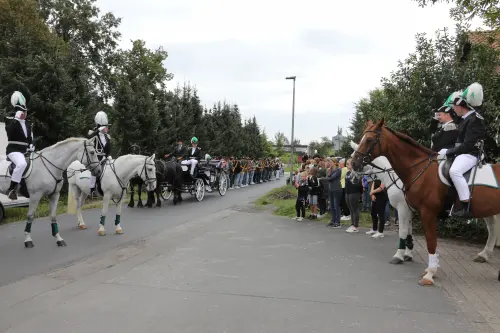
[
  {"left": 88, "top": 111, "right": 111, "bottom": 195},
  {"left": 438, "top": 83, "right": 486, "bottom": 218},
  {"left": 182, "top": 137, "right": 212, "bottom": 192},
  {"left": 5, "top": 91, "right": 34, "bottom": 200}
]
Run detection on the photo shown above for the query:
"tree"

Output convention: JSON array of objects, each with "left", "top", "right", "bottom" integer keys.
[
  {"left": 412, "top": 0, "right": 500, "bottom": 30},
  {"left": 349, "top": 26, "right": 499, "bottom": 159},
  {"left": 309, "top": 136, "right": 333, "bottom": 157},
  {"left": 273, "top": 131, "right": 289, "bottom": 156}
]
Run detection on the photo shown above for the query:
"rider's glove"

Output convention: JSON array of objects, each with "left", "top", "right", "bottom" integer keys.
[
  {"left": 28, "top": 144, "right": 35, "bottom": 152},
  {"left": 107, "top": 156, "right": 112, "bottom": 160},
  {"left": 438, "top": 149, "right": 448, "bottom": 155}
]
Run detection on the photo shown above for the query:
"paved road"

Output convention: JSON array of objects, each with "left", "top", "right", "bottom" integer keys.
[
  {"left": 0, "top": 199, "right": 476, "bottom": 332},
  {"left": 0, "top": 179, "right": 286, "bottom": 287}
]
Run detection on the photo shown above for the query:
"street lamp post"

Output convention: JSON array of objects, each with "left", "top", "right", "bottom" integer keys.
[{"left": 286, "top": 76, "right": 296, "bottom": 184}]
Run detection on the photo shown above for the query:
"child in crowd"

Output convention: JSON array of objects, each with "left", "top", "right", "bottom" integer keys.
[
  {"left": 308, "top": 167, "right": 320, "bottom": 219},
  {"left": 293, "top": 172, "right": 309, "bottom": 221}
]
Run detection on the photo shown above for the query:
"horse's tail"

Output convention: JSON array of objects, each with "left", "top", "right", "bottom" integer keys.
[{"left": 66, "top": 161, "right": 82, "bottom": 215}]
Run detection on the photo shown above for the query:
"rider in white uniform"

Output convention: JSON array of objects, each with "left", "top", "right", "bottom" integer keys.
[
  {"left": 5, "top": 91, "right": 34, "bottom": 200},
  {"left": 88, "top": 111, "right": 111, "bottom": 195},
  {"left": 438, "top": 83, "right": 485, "bottom": 218}
]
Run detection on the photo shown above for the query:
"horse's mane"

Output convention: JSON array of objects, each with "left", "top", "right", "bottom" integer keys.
[
  {"left": 41, "top": 137, "right": 87, "bottom": 152},
  {"left": 384, "top": 126, "right": 435, "bottom": 155}
]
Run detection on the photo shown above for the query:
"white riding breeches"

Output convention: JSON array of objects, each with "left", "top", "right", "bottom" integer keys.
[
  {"left": 449, "top": 154, "right": 478, "bottom": 201},
  {"left": 90, "top": 176, "right": 96, "bottom": 188},
  {"left": 181, "top": 159, "right": 198, "bottom": 175},
  {"left": 7, "top": 152, "right": 27, "bottom": 183}
]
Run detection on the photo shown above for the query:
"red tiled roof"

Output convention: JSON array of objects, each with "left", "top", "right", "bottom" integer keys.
[{"left": 467, "top": 30, "right": 500, "bottom": 73}]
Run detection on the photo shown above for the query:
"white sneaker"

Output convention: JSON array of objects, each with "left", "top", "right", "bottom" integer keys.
[
  {"left": 341, "top": 215, "right": 351, "bottom": 221},
  {"left": 205, "top": 185, "right": 213, "bottom": 193},
  {"left": 366, "top": 230, "right": 376, "bottom": 235},
  {"left": 346, "top": 226, "right": 359, "bottom": 233},
  {"left": 297, "top": 217, "right": 303, "bottom": 221},
  {"left": 372, "top": 231, "right": 384, "bottom": 238},
  {"left": 292, "top": 217, "right": 298, "bottom": 220}
]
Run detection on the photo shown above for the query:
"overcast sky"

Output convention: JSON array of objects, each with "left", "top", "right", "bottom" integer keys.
[{"left": 98, "top": 0, "right": 479, "bottom": 144}]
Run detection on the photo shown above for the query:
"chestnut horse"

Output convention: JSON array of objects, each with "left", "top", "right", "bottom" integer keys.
[{"left": 351, "top": 119, "right": 500, "bottom": 286}]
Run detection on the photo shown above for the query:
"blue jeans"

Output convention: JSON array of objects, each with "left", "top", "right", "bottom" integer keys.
[
  {"left": 242, "top": 172, "right": 248, "bottom": 185},
  {"left": 248, "top": 170, "right": 255, "bottom": 184},
  {"left": 329, "top": 190, "right": 343, "bottom": 224},
  {"left": 234, "top": 173, "right": 242, "bottom": 187}
]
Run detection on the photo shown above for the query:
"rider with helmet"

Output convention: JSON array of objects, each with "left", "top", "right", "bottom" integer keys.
[
  {"left": 438, "top": 83, "right": 486, "bottom": 218},
  {"left": 5, "top": 91, "right": 34, "bottom": 200},
  {"left": 430, "top": 92, "right": 459, "bottom": 152},
  {"left": 88, "top": 111, "right": 111, "bottom": 195}
]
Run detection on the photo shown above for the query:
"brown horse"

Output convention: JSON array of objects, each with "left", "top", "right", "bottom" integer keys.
[{"left": 351, "top": 119, "right": 500, "bottom": 286}]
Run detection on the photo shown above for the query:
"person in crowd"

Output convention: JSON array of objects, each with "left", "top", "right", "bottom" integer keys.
[
  {"left": 339, "top": 159, "right": 351, "bottom": 221},
  {"left": 308, "top": 167, "right": 321, "bottom": 219},
  {"left": 293, "top": 172, "right": 309, "bottom": 221},
  {"left": 361, "top": 175, "right": 370, "bottom": 212},
  {"left": 326, "top": 159, "right": 342, "bottom": 228},
  {"left": 344, "top": 159, "right": 362, "bottom": 233},
  {"left": 367, "top": 176, "right": 388, "bottom": 238}
]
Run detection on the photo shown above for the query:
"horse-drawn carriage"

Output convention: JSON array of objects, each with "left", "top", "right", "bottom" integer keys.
[{"left": 163, "top": 157, "right": 229, "bottom": 202}]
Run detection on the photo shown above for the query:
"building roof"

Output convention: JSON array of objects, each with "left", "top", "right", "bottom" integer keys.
[{"left": 467, "top": 30, "right": 500, "bottom": 73}]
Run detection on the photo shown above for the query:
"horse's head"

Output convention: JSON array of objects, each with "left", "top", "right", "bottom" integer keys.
[
  {"left": 83, "top": 137, "right": 102, "bottom": 177},
  {"left": 351, "top": 119, "right": 386, "bottom": 172},
  {"left": 139, "top": 154, "right": 157, "bottom": 192}
]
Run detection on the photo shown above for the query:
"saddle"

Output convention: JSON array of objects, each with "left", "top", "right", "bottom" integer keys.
[{"left": 438, "top": 158, "right": 498, "bottom": 189}]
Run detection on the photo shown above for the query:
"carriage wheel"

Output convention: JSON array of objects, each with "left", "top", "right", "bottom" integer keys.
[
  {"left": 161, "top": 184, "right": 173, "bottom": 200},
  {"left": 218, "top": 173, "right": 228, "bottom": 196},
  {"left": 195, "top": 179, "right": 205, "bottom": 202}
]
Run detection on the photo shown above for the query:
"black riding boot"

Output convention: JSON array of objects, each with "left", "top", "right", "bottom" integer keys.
[
  {"left": 7, "top": 181, "right": 18, "bottom": 200},
  {"left": 452, "top": 201, "right": 473, "bottom": 218}
]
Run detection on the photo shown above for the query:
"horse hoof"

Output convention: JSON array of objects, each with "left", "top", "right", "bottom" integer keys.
[
  {"left": 128, "top": 203, "right": 134, "bottom": 208},
  {"left": 473, "top": 255, "right": 487, "bottom": 263},
  {"left": 78, "top": 224, "right": 87, "bottom": 230},
  {"left": 98, "top": 230, "right": 106, "bottom": 236},
  {"left": 156, "top": 203, "right": 161, "bottom": 207},
  {"left": 115, "top": 228, "right": 124, "bottom": 235},
  {"left": 390, "top": 257, "right": 404, "bottom": 265},
  {"left": 24, "top": 241, "right": 34, "bottom": 248},
  {"left": 404, "top": 255, "right": 413, "bottom": 262},
  {"left": 418, "top": 278, "right": 434, "bottom": 286},
  {"left": 57, "top": 240, "right": 67, "bottom": 247}
]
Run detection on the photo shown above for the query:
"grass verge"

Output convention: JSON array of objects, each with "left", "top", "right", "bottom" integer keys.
[
  {"left": 257, "top": 185, "right": 373, "bottom": 228},
  {"left": 1, "top": 196, "right": 102, "bottom": 225}
]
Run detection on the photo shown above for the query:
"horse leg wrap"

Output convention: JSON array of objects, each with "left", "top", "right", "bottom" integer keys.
[
  {"left": 24, "top": 215, "right": 34, "bottom": 233},
  {"left": 398, "top": 238, "right": 406, "bottom": 250},
  {"left": 51, "top": 222, "right": 59, "bottom": 237},
  {"left": 406, "top": 235, "right": 414, "bottom": 250},
  {"left": 115, "top": 215, "right": 121, "bottom": 226},
  {"left": 100, "top": 215, "right": 106, "bottom": 226}
]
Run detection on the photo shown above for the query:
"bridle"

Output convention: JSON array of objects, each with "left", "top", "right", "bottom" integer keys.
[{"left": 353, "top": 127, "right": 437, "bottom": 209}]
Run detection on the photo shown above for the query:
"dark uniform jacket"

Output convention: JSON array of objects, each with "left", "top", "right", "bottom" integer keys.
[
  {"left": 431, "top": 121, "right": 458, "bottom": 152},
  {"left": 88, "top": 128, "right": 111, "bottom": 162},
  {"left": 446, "top": 111, "right": 486, "bottom": 157},
  {"left": 170, "top": 144, "right": 187, "bottom": 159},
  {"left": 184, "top": 146, "right": 202, "bottom": 160},
  {"left": 6, "top": 119, "right": 32, "bottom": 155}
]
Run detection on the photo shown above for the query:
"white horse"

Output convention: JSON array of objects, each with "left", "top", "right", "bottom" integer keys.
[
  {"left": 67, "top": 154, "right": 157, "bottom": 235},
  {"left": 350, "top": 141, "right": 414, "bottom": 263},
  {"left": 0, "top": 137, "right": 102, "bottom": 248},
  {"left": 351, "top": 140, "right": 500, "bottom": 265}
]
